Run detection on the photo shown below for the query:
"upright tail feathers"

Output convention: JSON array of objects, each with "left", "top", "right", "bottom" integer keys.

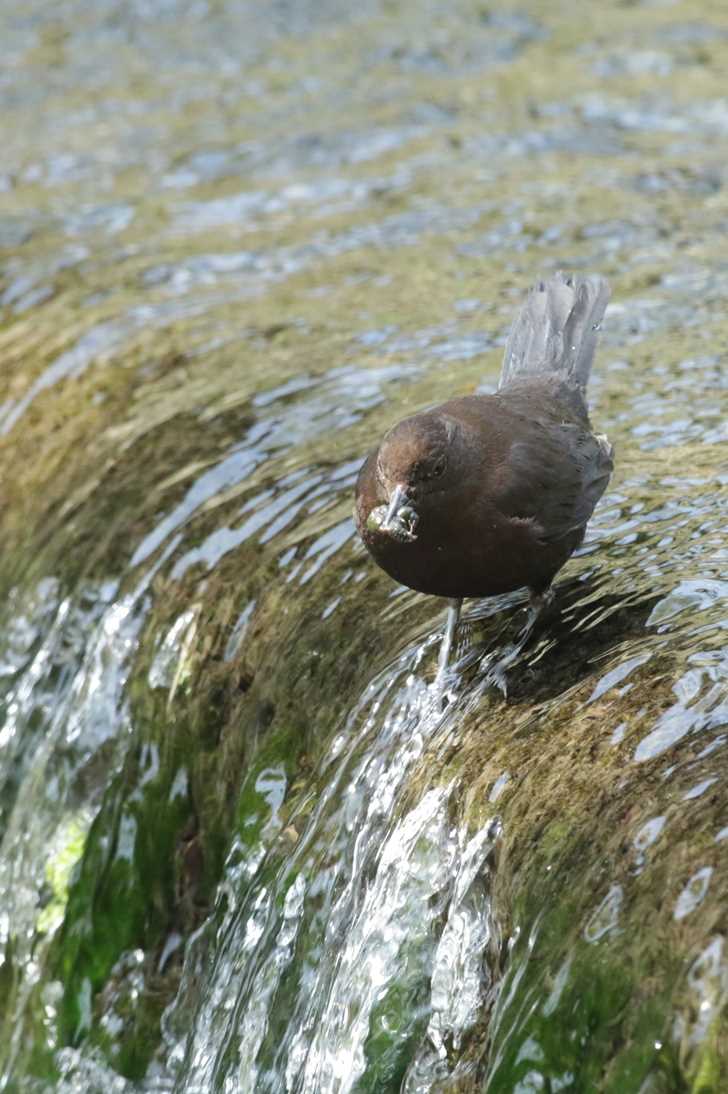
[{"left": 499, "top": 272, "right": 610, "bottom": 391}]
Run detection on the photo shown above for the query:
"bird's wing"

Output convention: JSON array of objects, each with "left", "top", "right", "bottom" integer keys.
[{"left": 492, "top": 422, "right": 613, "bottom": 544}]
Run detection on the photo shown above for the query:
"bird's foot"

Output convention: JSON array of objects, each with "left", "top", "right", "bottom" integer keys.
[
  {"left": 518, "top": 586, "right": 554, "bottom": 643},
  {"left": 485, "top": 589, "right": 554, "bottom": 694},
  {"left": 432, "top": 588, "right": 553, "bottom": 698}
]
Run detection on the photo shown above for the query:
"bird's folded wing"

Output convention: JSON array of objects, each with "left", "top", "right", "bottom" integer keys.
[{"left": 493, "top": 424, "right": 613, "bottom": 544}]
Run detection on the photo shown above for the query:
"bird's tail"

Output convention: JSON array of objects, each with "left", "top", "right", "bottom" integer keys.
[{"left": 499, "top": 272, "right": 610, "bottom": 391}]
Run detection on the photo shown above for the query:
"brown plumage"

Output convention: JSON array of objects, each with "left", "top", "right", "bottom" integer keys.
[{"left": 354, "top": 273, "right": 613, "bottom": 661}]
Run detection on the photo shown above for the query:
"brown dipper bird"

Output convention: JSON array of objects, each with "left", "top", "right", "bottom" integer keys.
[{"left": 354, "top": 272, "right": 613, "bottom": 669}]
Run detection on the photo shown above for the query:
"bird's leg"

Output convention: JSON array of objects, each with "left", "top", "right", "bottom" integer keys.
[
  {"left": 487, "top": 588, "right": 554, "bottom": 696},
  {"left": 436, "top": 598, "right": 462, "bottom": 678},
  {"left": 521, "top": 586, "right": 554, "bottom": 639}
]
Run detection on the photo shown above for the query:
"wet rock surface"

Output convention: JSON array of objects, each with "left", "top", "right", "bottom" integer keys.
[{"left": 0, "top": 0, "right": 727, "bottom": 1090}]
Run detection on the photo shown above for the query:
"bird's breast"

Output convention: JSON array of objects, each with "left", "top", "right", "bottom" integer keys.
[{"left": 361, "top": 496, "right": 555, "bottom": 598}]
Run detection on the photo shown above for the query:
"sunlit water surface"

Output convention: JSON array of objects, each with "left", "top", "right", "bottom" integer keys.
[{"left": 1, "top": 0, "right": 727, "bottom": 1091}]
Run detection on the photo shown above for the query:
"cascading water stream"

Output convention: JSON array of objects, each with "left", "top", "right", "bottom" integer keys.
[
  {"left": 0, "top": 539, "right": 179, "bottom": 1084},
  {"left": 2, "top": 1, "right": 728, "bottom": 1089},
  {"left": 162, "top": 637, "right": 504, "bottom": 1093}
]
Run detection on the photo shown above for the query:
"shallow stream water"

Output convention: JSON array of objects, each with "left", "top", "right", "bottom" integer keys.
[{"left": 1, "top": 1, "right": 727, "bottom": 1091}]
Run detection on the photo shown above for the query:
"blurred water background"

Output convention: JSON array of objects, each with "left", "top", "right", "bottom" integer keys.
[{"left": 0, "top": 0, "right": 726, "bottom": 1090}]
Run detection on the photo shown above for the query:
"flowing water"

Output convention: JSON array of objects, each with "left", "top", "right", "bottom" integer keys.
[{"left": 1, "top": 0, "right": 727, "bottom": 1091}]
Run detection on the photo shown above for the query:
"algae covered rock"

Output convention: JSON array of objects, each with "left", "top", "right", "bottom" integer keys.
[{"left": 0, "top": 0, "right": 727, "bottom": 1090}]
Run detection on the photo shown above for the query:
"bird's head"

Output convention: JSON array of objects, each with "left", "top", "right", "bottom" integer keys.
[{"left": 365, "top": 412, "right": 459, "bottom": 543}]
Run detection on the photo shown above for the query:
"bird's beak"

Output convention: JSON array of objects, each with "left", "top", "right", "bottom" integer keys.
[
  {"left": 384, "top": 483, "right": 408, "bottom": 528},
  {"left": 381, "top": 483, "right": 418, "bottom": 542}
]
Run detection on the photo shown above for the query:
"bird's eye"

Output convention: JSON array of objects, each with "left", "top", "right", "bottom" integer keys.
[{"left": 424, "top": 455, "right": 446, "bottom": 481}]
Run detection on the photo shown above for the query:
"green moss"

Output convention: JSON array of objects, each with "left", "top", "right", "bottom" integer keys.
[
  {"left": 355, "top": 981, "right": 431, "bottom": 1093},
  {"left": 690, "top": 1020, "right": 722, "bottom": 1094},
  {"left": 3, "top": 0, "right": 728, "bottom": 1086},
  {"left": 484, "top": 885, "right": 679, "bottom": 1091},
  {"left": 51, "top": 744, "right": 192, "bottom": 1068},
  {"left": 36, "top": 815, "right": 89, "bottom": 937}
]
